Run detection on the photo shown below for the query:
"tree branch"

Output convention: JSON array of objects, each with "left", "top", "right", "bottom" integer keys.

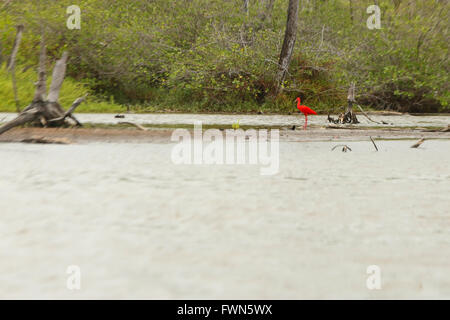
[
  {"left": 48, "top": 94, "right": 88, "bottom": 124},
  {"left": 47, "top": 51, "right": 69, "bottom": 103}
]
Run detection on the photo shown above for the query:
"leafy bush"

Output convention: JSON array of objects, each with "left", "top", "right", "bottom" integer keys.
[{"left": 0, "top": 0, "right": 448, "bottom": 113}]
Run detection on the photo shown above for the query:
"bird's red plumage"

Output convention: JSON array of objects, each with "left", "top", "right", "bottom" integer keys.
[
  {"left": 296, "top": 98, "right": 317, "bottom": 115},
  {"left": 297, "top": 105, "right": 317, "bottom": 115}
]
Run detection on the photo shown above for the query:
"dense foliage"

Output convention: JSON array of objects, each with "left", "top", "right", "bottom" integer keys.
[{"left": 0, "top": 0, "right": 448, "bottom": 113}]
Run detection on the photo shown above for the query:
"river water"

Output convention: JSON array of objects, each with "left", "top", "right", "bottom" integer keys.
[{"left": 0, "top": 114, "right": 449, "bottom": 299}]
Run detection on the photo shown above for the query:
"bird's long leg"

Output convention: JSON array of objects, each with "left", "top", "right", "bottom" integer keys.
[{"left": 304, "top": 114, "right": 308, "bottom": 130}]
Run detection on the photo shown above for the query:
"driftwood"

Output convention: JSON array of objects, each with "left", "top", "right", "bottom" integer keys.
[{"left": 0, "top": 40, "right": 85, "bottom": 136}]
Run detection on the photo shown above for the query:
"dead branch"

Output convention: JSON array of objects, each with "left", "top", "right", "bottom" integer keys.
[
  {"left": 369, "top": 136, "right": 379, "bottom": 151},
  {"left": 118, "top": 121, "right": 149, "bottom": 131},
  {"left": 47, "top": 52, "right": 68, "bottom": 103},
  {"left": 356, "top": 104, "right": 391, "bottom": 125},
  {"left": 48, "top": 94, "right": 88, "bottom": 124},
  {"left": 33, "top": 38, "right": 47, "bottom": 102},
  {"left": 410, "top": 138, "right": 425, "bottom": 148},
  {"left": 7, "top": 25, "right": 23, "bottom": 71}
]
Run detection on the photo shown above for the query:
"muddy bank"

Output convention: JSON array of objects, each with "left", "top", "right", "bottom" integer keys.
[
  {"left": 0, "top": 126, "right": 449, "bottom": 144},
  {"left": 0, "top": 127, "right": 173, "bottom": 144}
]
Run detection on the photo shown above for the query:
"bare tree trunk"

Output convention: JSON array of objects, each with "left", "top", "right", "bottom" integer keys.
[
  {"left": 7, "top": 25, "right": 24, "bottom": 71},
  {"left": 8, "top": 25, "right": 24, "bottom": 113},
  {"left": 346, "top": 82, "right": 356, "bottom": 114},
  {"left": 276, "top": 0, "right": 299, "bottom": 95},
  {"left": 342, "top": 82, "right": 359, "bottom": 123},
  {"left": 34, "top": 37, "right": 47, "bottom": 102}
]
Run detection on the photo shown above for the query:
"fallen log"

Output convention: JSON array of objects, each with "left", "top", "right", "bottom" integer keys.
[
  {"left": 0, "top": 110, "right": 38, "bottom": 135},
  {"left": 0, "top": 40, "right": 85, "bottom": 136}
]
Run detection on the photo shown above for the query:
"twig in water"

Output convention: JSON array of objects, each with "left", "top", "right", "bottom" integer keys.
[
  {"left": 331, "top": 145, "right": 352, "bottom": 152},
  {"left": 410, "top": 138, "right": 425, "bottom": 148},
  {"left": 369, "top": 136, "right": 378, "bottom": 151}
]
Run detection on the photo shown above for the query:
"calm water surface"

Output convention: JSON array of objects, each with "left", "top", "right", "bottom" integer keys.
[{"left": 1, "top": 138, "right": 449, "bottom": 299}]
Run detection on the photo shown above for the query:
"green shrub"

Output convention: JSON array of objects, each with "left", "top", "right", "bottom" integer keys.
[{"left": 0, "top": 0, "right": 448, "bottom": 113}]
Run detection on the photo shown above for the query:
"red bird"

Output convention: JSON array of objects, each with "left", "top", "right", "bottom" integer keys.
[{"left": 296, "top": 97, "right": 317, "bottom": 129}]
